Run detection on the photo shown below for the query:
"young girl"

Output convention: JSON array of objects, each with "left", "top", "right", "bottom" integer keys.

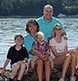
[
  {"left": 0, "top": 34, "right": 28, "bottom": 81},
  {"left": 49, "top": 24, "right": 76, "bottom": 81}
]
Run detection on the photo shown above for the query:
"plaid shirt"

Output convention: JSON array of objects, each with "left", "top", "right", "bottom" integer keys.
[{"left": 32, "top": 41, "right": 49, "bottom": 55}]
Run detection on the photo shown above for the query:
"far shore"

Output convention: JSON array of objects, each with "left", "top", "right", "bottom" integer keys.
[{"left": 0, "top": 15, "right": 78, "bottom": 18}]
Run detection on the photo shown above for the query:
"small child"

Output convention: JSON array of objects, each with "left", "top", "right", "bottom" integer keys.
[
  {"left": 0, "top": 34, "right": 28, "bottom": 81},
  {"left": 31, "top": 32, "right": 54, "bottom": 69}
]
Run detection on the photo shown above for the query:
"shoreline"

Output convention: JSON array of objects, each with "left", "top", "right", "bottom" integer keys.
[
  {"left": 0, "top": 15, "right": 39, "bottom": 18},
  {"left": 0, "top": 15, "right": 78, "bottom": 18}
]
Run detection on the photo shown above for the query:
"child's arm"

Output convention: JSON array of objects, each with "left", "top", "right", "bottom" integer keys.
[
  {"left": 43, "top": 49, "right": 50, "bottom": 60},
  {"left": 0, "top": 59, "right": 10, "bottom": 74},
  {"left": 46, "top": 49, "right": 50, "bottom": 56},
  {"left": 23, "top": 58, "right": 28, "bottom": 63},
  {"left": 32, "top": 48, "right": 41, "bottom": 54},
  {"left": 30, "top": 48, "right": 45, "bottom": 60}
]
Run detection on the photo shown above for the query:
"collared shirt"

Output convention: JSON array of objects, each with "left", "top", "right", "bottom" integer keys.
[
  {"left": 36, "top": 16, "right": 65, "bottom": 42},
  {"left": 32, "top": 41, "right": 49, "bottom": 55},
  {"left": 7, "top": 45, "right": 28, "bottom": 65}
]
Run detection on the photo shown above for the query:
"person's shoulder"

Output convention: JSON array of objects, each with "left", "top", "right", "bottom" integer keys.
[
  {"left": 8, "top": 45, "right": 15, "bottom": 51},
  {"left": 49, "top": 38, "right": 55, "bottom": 43},
  {"left": 44, "top": 41, "right": 49, "bottom": 46},
  {"left": 33, "top": 41, "right": 37, "bottom": 44},
  {"left": 36, "top": 16, "right": 44, "bottom": 22},
  {"left": 52, "top": 16, "right": 60, "bottom": 21},
  {"left": 62, "top": 36, "right": 67, "bottom": 42},
  {"left": 24, "top": 33, "right": 30, "bottom": 39},
  {"left": 22, "top": 46, "right": 27, "bottom": 50},
  {"left": 50, "top": 38, "right": 55, "bottom": 41},
  {"left": 44, "top": 41, "right": 48, "bottom": 44}
]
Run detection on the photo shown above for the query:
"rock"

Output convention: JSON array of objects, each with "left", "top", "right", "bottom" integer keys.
[{"left": 0, "top": 66, "right": 78, "bottom": 81}]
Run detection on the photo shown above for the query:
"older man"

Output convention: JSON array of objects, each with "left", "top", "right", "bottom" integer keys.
[{"left": 36, "top": 4, "right": 66, "bottom": 42}]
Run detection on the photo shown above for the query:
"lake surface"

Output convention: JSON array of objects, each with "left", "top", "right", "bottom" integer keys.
[{"left": 0, "top": 17, "right": 78, "bottom": 69}]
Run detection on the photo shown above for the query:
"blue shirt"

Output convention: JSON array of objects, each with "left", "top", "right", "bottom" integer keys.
[
  {"left": 24, "top": 33, "right": 35, "bottom": 58},
  {"left": 36, "top": 16, "right": 65, "bottom": 42}
]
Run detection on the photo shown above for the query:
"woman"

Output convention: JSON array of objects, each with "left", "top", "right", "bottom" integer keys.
[
  {"left": 24, "top": 19, "right": 50, "bottom": 81},
  {"left": 49, "top": 24, "right": 76, "bottom": 81}
]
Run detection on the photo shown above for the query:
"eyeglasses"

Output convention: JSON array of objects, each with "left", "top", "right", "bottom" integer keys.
[{"left": 55, "top": 28, "right": 62, "bottom": 30}]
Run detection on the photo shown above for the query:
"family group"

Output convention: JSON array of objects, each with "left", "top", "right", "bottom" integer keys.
[{"left": 0, "top": 4, "right": 78, "bottom": 81}]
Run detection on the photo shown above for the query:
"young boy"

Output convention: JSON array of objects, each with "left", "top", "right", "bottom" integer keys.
[
  {"left": 31, "top": 32, "right": 54, "bottom": 69},
  {"left": 0, "top": 34, "right": 28, "bottom": 81}
]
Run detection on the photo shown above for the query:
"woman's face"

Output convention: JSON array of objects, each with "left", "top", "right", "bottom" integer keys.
[
  {"left": 28, "top": 23, "right": 37, "bottom": 33},
  {"left": 55, "top": 26, "right": 62, "bottom": 36}
]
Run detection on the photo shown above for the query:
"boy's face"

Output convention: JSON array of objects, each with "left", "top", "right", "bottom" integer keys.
[
  {"left": 36, "top": 34, "right": 44, "bottom": 43},
  {"left": 15, "top": 36, "right": 23, "bottom": 46}
]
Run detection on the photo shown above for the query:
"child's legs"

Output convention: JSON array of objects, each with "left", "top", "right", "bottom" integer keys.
[
  {"left": 31, "top": 57, "right": 37, "bottom": 69},
  {"left": 54, "top": 54, "right": 71, "bottom": 78},
  {"left": 62, "top": 54, "right": 71, "bottom": 78},
  {"left": 49, "top": 58, "right": 54, "bottom": 69},
  {"left": 10, "top": 63, "right": 21, "bottom": 79},
  {"left": 44, "top": 60, "right": 50, "bottom": 81},
  {"left": 54, "top": 55, "right": 66, "bottom": 65},
  {"left": 17, "top": 63, "right": 26, "bottom": 80}
]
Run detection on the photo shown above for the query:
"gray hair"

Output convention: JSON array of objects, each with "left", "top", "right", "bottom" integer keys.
[{"left": 43, "top": 4, "right": 53, "bottom": 11}]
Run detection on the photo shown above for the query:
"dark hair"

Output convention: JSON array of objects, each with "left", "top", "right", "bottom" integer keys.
[
  {"left": 14, "top": 33, "right": 24, "bottom": 40},
  {"left": 26, "top": 19, "right": 39, "bottom": 33}
]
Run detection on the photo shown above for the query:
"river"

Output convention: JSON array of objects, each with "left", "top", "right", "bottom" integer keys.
[{"left": 0, "top": 17, "right": 78, "bottom": 69}]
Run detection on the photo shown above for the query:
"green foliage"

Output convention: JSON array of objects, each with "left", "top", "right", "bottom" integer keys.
[
  {"left": 64, "top": 6, "right": 78, "bottom": 15},
  {"left": 0, "top": 0, "right": 78, "bottom": 16}
]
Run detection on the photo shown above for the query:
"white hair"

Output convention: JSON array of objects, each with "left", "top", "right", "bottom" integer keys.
[
  {"left": 44, "top": 4, "right": 53, "bottom": 11},
  {"left": 36, "top": 32, "right": 44, "bottom": 36}
]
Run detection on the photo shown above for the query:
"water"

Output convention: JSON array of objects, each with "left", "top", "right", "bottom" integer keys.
[{"left": 0, "top": 17, "right": 78, "bottom": 69}]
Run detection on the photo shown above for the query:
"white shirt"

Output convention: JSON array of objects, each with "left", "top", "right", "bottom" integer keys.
[{"left": 49, "top": 37, "right": 67, "bottom": 58}]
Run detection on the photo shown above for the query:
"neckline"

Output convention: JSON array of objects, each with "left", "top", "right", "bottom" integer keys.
[
  {"left": 42, "top": 16, "right": 53, "bottom": 24},
  {"left": 54, "top": 37, "right": 63, "bottom": 43}
]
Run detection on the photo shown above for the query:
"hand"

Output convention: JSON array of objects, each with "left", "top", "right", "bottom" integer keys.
[
  {"left": 46, "top": 49, "right": 50, "bottom": 55},
  {"left": 67, "top": 50, "right": 75, "bottom": 54},
  {"left": 39, "top": 54, "right": 46, "bottom": 60},
  {"left": 24, "top": 58, "right": 28, "bottom": 63},
  {"left": 63, "top": 35, "right": 68, "bottom": 40},
  {"left": 0, "top": 68, "right": 5, "bottom": 75},
  {"left": 42, "top": 55, "right": 48, "bottom": 61}
]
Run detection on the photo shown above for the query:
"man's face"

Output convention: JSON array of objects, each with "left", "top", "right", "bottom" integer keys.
[{"left": 44, "top": 7, "right": 53, "bottom": 20}]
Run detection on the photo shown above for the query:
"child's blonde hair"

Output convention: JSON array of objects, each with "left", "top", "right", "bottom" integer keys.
[{"left": 36, "top": 32, "right": 44, "bottom": 38}]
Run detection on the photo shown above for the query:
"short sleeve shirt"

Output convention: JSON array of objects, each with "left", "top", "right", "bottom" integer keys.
[
  {"left": 36, "top": 16, "right": 65, "bottom": 42},
  {"left": 7, "top": 45, "right": 28, "bottom": 65},
  {"left": 32, "top": 41, "right": 49, "bottom": 55},
  {"left": 49, "top": 37, "right": 67, "bottom": 58},
  {"left": 24, "top": 33, "right": 35, "bottom": 58}
]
